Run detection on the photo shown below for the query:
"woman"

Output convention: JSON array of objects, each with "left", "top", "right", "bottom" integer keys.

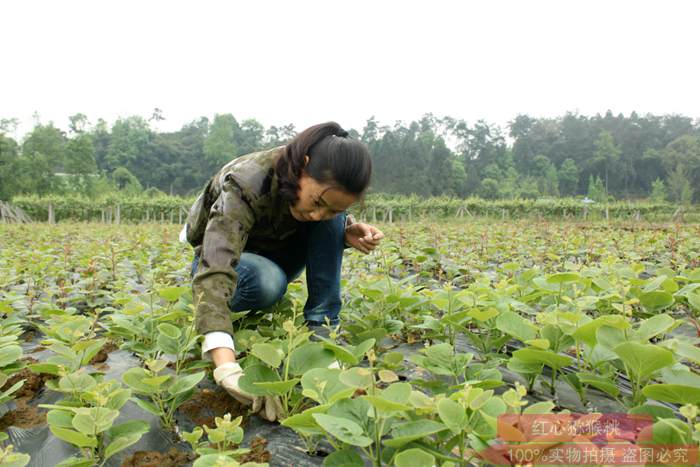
[{"left": 185, "top": 121, "right": 384, "bottom": 421}]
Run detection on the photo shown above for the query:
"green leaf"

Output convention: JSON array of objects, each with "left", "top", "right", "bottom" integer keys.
[
  {"left": 58, "top": 373, "right": 97, "bottom": 393},
  {"left": 649, "top": 418, "right": 692, "bottom": 445},
  {"left": 193, "top": 454, "right": 237, "bottom": 467},
  {"left": 47, "top": 409, "right": 75, "bottom": 428},
  {"left": 157, "top": 322, "right": 182, "bottom": 339},
  {"left": 523, "top": 401, "right": 556, "bottom": 414},
  {"left": 288, "top": 343, "right": 336, "bottom": 376},
  {"left": 384, "top": 420, "right": 447, "bottom": 447},
  {"left": 251, "top": 343, "right": 283, "bottom": 368},
  {"left": 50, "top": 426, "right": 97, "bottom": 448},
  {"left": 0, "top": 345, "right": 22, "bottom": 367},
  {"left": 639, "top": 291, "right": 674, "bottom": 313},
  {"left": 688, "top": 292, "right": 700, "bottom": 312},
  {"left": 437, "top": 398, "right": 467, "bottom": 435},
  {"left": 394, "top": 448, "right": 436, "bottom": 467},
  {"left": 122, "top": 368, "right": 158, "bottom": 394},
  {"left": 158, "top": 286, "right": 189, "bottom": 302},
  {"left": 104, "top": 433, "right": 142, "bottom": 461},
  {"left": 301, "top": 368, "right": 354, "bottom": 404},
  {"left": 281, "top": 404, "right": 329, "bottom": 436},
  {"left": 339, "top": 367, "right": 373, "bottom": 389},
  {"left": 572, "top": 315, "right": 630, "bottom": 347},
  {"left": 254, "top": 378, "right": 300, "bottom": 395},
  {"left": 578, "top": 372, "right": 620, "bottom": 397},
  {"left": 546, "top": 272, "right": 581, "bottom": 284},
  {"left": 56, "top": 457, "right": 93, "bottom": 467},
  {"left": 633, "top": 314, "right": 676, "bottom": 342},
  {"left": 468, "top": 308, "right": 499, "bottom": 321},
  {"left": 132, "top": 397, "right": 163, "bottom": 416},
  {"left": 107, "top": 420, "right": 150, "bottom": 439},
  {"left": 156, "top": 334, "right": 179, "bottom": 355},
  {"left": 495, "top": 311, "right": 537, "bottom": 342},
  {"left": 512, "top": 348, "right": 572, "bottom": 370},
  {"left": 28, "top": 362, "right": 61, "bottom": 376},
  {"left": 352, "top": 339, "right": 376, "bottom": 359},
  {"left": 362, "top": 395, "right": 411, "bottom": 413},
  {"left": 72, "top": 407, "right": 119, "bottom": 435},
  {"left": 312, "top": 413, "right": 372, "bottom": 447},
  {"left": 238, "top": 364, "right": 281, "bottom": 396},
  {"left": 642, "top": 384, "right": 700, "bottom": 405},
  {"left": 322, "top": 448, "right": 364, "bottom": 467},
  {"left": 613, "top": 342, "right": 675, "bottom": 381},
  {"left": 167, "top": 371, "right": 205, "bottom": 396}
]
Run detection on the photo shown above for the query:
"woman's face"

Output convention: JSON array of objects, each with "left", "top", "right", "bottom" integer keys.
[{"left": 289, "top": 156, "right": 359, "bottom": 222}]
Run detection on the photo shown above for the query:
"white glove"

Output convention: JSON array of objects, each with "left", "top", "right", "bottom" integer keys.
[{"left": 213, "top": 362, "right": 284, "bottom": 422}]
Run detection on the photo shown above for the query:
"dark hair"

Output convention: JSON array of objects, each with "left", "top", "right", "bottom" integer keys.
[{"left": 275, "top": 121, "right": 372, "bottom": 205}]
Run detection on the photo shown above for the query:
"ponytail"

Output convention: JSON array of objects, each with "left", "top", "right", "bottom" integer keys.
[{"left": 276, "top": 121, "right": 371, "bottom": 205}]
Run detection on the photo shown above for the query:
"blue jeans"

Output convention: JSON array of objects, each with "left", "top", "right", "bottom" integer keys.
[{"left": 190, "top": 212, "right": 347, "bottom": 326}]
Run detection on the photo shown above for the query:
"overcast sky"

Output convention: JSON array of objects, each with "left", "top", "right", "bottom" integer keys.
[{"left": 2, "top": 0, "right": 698, "bottom": 140}]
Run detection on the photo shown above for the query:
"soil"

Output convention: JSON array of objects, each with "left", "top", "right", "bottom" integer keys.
[
  {"left": 0, "top": 356, "right": 56, "bottom": 430},
  {"left": 2, "top": 357, "right": 56, "bottom": 400},
  {"left": 0, "top": 399, "right": 46, "bottom": 430},
  {"left": 21, "top": 329, "right": 39, "bottom": 342},
  {"left": 120, "top": 447, "right": 197, "bottom": 467},
  {"left": 89, "top": 340, "right": 119, "bottom": 364},
  {"left": 179, "top": 387, "right": 248, "bottom": 428},
  {"left": 239, "top": 436, "right": 272, "bottom": 464}
]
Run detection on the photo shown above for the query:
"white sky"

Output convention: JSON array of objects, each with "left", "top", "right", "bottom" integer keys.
[{"left": 2, "top": 0, "right": 699, "bottom": 140}]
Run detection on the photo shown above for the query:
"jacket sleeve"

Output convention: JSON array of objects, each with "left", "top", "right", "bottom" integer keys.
[{"left": 192, "top": 172, "right": 255, "bottom": 337}]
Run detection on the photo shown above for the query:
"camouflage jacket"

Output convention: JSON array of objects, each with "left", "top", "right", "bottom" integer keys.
[{"left": 185, "top": 145, "right": 354, "bottom": 337}]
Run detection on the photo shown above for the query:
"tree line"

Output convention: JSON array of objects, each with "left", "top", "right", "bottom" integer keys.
[{"left": 1, "top": 110, "right": 698, "bottom": 203}]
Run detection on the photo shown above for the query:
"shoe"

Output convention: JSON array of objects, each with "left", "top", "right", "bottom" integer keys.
[{"left": 306, "top": 322, "right": 332, "bottom": 342}]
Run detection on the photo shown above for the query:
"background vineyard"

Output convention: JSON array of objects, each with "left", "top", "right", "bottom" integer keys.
[{"left": 10, "top": 194, "right": 700, "bottom": 224}]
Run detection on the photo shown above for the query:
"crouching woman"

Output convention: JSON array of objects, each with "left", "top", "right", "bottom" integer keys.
[{"left": 185, "top": 122, "right": 384, "bottom": 421}]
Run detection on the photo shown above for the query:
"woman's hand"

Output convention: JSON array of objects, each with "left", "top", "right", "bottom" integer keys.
[
  {"left": 213, "top": 362, "right": 284, "bottom": 421},
  {"left": 344, "top": 222, "right": 385, "bottom": 254}
]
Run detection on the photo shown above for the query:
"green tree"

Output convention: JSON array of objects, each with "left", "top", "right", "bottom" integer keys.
[
  {"left": 0, "top": 133, "right": 20, "bottom": 200},
  {"left": 666, "top": 164, "right": 693, "bottom": 205},
  {"left": 592, "top": 130, "right": 621, "bottom": 196},
  {"left": 112, "top": 166, "right": 143, "bottom": 194},
  {"left": 587, "top": 174, "right": 607, "bottom": 202},
  {"left": 649, "top": 178, "right": 667, "bottom": 203},
  {"left": 558, "top": 158, "right": 580, "bottom": 196},
  {"left": 660, "top": 135, "right": 700, "bottom": 203},
  {"left": 204, "top": 114, "right": 238, "bottom": 171},
  {"left": 105, "top": 116, "right": 151, "bottom": 175}
]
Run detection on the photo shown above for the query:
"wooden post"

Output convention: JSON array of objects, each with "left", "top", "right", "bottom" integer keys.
[
  {"left": 583, "top": 206, "right": 588, "bottom": 220},
  {"left": 388, "top": 208, "right": 393, "bottom": 223},
  {"left": 169, "top": 209, "right": 173, "bottom": 223},
  {"left": 101, "top": 209, "right": 105, "bottom": 223},
  {"left": 116, "top": 205, "right": 121, "bottom": 224},
  {"left": 160, "top": 211, "right": 164, "bottom": 223},
  {"left": 48, "top": 203, "right": 55, "bottom": 224},
  {"left": 372, "top": 206, "right": 377, "bottom": 223},
  {"left": 178, "top": 208, "right": 183, "bottom": 224},
  {"left": 605, "top": 206, "right": 609, "bottom": 221}
]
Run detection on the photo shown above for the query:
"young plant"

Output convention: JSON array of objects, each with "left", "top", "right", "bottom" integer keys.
[
  {"left": 237, "top": 316, "right": 335, "bottom": 419},
  {"left": 38, "top": 372, "right": 149, "bottom": 467},
  {"left": 182, "top": 413, "right": 267, "bottom": 466},
  {"left": 122, "top": 357, "right": 205, "bottom": 431}
]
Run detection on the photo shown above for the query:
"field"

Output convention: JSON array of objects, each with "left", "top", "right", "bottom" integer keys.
[{"left": 1, "top": 219, "right": 699, "bottom": 466}]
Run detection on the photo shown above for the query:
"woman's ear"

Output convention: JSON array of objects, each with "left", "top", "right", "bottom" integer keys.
[{"left": 304, "top": 155, "right": 310, "bottom": 167}]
